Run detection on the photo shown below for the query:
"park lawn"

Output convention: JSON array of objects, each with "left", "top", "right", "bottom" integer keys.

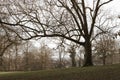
[{"left": 0, "top": 64, "right": 120, "bottom": 80}]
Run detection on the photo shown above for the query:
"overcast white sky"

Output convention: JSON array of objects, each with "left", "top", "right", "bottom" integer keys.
[{"left": 106, "top": 0, "right": 120, "bottom": 13}]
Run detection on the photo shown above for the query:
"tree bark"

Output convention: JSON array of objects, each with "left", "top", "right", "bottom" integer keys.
[
  {"left": 103, "top": 57, "right": 106, "bottom": 65},
  {"left": 0, "top": 56, "right": 3, "bottom": 71},
  {"left": 71, "top": 53, "right": 76, "bottom": 67},
  {"left": 102, "top": 54, "right": 106, "bottom": 65},
  {"left": 83, "top": 40, "right": 93, "bottom": 66},
  {"left": 0, "top": 56, "right": 3, "bottom": 66}
]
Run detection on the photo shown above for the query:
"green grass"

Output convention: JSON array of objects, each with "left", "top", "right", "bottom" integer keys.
[{"left": 0, "top": 64, "right": 120, "bottom": 80}]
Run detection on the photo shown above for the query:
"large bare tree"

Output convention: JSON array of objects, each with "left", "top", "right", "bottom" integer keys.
[{"left": 0, "top": 0, "right": 113, "bottom": 66}]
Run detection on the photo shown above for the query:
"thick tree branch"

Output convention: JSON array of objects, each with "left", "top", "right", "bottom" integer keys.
[{"left": 98, "top": 0, "right": 113, "bottom": 8}]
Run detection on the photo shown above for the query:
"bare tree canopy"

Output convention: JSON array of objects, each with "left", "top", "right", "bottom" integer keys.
[{"left": 0, "top": 0, "right": 113, "bottom": 66}]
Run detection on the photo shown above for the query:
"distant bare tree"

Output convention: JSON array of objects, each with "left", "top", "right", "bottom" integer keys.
[
  {"left": 37, "top": 44, "right": 53, "bottom": 69},
  {"left": 22, "top": 43, "right": 53, "bottom": 70},
  {"left": 95, "top": 34, "right": 116, "bottom": 65},
  {"left": 68, "top": 45, "right": 76, "bottom": 67}
]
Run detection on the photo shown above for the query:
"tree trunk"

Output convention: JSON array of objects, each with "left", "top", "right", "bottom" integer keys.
[
  {"left": 102, "top": 54, "right": 106, "bottom": 65},
  {"left": 0, "top": 56, "right": 3, "bottom": 66},
  {"left": 71, "top": 54, "right": 76, "bottom": 67},
  {"left": 15, "top": 45, "right": 18, "bottom": 71},
  {"left": 83, "top": 40, "right": 93, "bottom": 66},
  {"left": 103, "top": 57, "right": 106, "bottom": 65},
  {"left": 0, "top": 56, "right": 3, "bottom": 71}
]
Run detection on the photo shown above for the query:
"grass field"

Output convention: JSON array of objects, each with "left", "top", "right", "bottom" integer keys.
[{"left": 0, "top": 64, "right": 120, "bottom": 80}]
